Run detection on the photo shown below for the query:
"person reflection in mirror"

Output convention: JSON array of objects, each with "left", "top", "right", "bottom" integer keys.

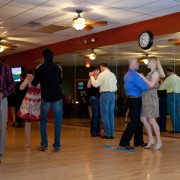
[
  {"left": 158, "top": 67, "right": 180, "bottom": 133},
  {"left": 87, "top": 67, "right": 101, "bottom": 137}
]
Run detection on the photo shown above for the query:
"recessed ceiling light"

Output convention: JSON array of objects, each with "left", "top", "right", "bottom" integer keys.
[{"left": 0, "top": 22, "right": 3, "bottom": 25}]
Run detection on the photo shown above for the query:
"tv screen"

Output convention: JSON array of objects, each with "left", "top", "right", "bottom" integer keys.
[
  {"left": 11, "top": 67, "right": 22, "bottom": 82},
  {"left": 78, "top": 82, "right": 83, "bottom": 90}
]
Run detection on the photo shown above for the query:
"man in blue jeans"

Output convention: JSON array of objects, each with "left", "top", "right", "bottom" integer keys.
[
  {"left": 32, "top": 48, "right": 63, "bottom": 152},
  {"left": 159, "top": 68, "right": 180, "bottom": 133},
  {"left": 90, "top": 63, "right": 117, "bottom": 139}
]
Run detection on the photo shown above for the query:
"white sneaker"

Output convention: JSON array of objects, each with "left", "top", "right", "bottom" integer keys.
[
  {"left": 144, "top": 141, "right": 155, "bottom": 149},
  {"left": 154, "top": 142, "right": 163, "bottom": 150}
]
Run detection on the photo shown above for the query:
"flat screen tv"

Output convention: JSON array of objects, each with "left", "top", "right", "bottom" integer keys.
[
  {"left": 78, "top": 82, "right": 84, "bottom": 90},
  {"left": 11, "top": 67, "right": 22, "bottom": 82}
]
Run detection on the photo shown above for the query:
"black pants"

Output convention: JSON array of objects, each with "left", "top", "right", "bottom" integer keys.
[{"left": 120, "top": 98, "right": 144, "bottom": 146}]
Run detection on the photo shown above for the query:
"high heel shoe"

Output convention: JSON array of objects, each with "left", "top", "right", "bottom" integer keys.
[
  {"left": 144, "top": 141, "right": 155, "bottom": 149},
  {"left": 154, "top": 142, "right": 163, "bottom": 150}
]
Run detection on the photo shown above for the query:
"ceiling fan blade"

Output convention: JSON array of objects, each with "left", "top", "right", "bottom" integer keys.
[
  {"left": 168, "top": 39, "right": 180, "bottom": 42},
  {"left": 79, "top": 54, "right": 90, "bottom": 57},
  {"left": 86, "top": 21, "right": 108, "bottom": 25},
  {"left": 35, "top": 25, "right": 71, "bottom": 33},
  {"left": 175, "top": 42, "right": 180, "bottom": 45},
  {"left": 84, "top": 24, "right": 94, "bottom": 31},
  {"left": 4, "top": 45, "right": 17, "bottom": 50}
]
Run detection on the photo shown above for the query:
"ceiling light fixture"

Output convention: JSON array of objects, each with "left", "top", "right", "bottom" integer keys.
[
  {"left": 72, "top": 10, "right": 86, "bottom": 31},
  {"left": 0, "top": 46, "right": 5, "bottom": 52},
  {"left": 139, "top": 54, "right": 148, "bottom": 64},
  {"left": 89, "top": 48, "right": 96, "bottom": 60}
]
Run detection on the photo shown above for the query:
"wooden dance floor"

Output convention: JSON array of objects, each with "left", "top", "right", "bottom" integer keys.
[{"left": 1, "top": 121, "right": 180, "bottom": 180}]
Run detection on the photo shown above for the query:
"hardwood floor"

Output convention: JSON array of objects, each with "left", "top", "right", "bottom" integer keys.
[{"left": 1, "top": 121, "right": 180, "bottom": 180}]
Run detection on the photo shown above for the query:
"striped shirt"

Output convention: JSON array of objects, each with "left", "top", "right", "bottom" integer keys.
[{"left": 0, "top": 63, "right": 14, "bottom": 96}]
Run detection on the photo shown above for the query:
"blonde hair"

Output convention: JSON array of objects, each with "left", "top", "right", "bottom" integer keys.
[
  {"left": 148, "top": 57, "right": 165, "bottom": 78},
  {"left": 35, "top": 58, "right": 44, "bottom": 69}
]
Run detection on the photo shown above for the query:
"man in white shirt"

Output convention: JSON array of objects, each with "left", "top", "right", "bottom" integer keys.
[{"left": 89, "top": 63, "right": 117, "bottom": 138}]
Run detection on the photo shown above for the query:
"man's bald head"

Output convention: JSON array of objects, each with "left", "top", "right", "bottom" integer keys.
[{"left": 128, "top": 58, "right": 139, "bottom": 70}]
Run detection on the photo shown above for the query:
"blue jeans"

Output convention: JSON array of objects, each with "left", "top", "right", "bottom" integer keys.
[
  {"left": 167, "top": 93, "right": 180, "bottom": 131},
  {"left": 40, "top": 98, "right": 62, "bottom": 147},
  {"left": 158, "top": 98, "right": 167, "bottom": 130},
  {"left": 100, "top": 92, "right": 115, "bottom": 137},
  {"left": 90, "top": 96, "right": 101, "bottom": 135}
]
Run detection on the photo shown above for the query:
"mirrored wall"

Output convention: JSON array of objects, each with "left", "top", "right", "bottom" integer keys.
[{"left": 53, "top": 32, "right": 180, "bottom": 137}]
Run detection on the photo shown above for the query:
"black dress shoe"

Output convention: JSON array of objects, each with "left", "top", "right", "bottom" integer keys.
[
  {"left": 134, "top": 143, "right": 148, "bottom": 147},
  {"left": 91, "top": 134, "right": 97, "bottom": 137},
  {"left": 101, "top": 135, "right": 111, "bottom": 139},
  {"left": 120, "top": 144, "right": 134, "bottom": 150},
  {"left": 110, "top": 136, "right": 114, "bottom": 139}
]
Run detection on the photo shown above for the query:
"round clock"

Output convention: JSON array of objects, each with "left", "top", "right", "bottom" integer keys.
[{"left": 138, "top": 30, "right": 153, "bottom": 50}]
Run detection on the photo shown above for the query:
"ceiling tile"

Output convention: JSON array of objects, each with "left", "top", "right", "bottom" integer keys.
[
  {"left": 0, "top": 0, "right": 12, "bottom": 4},
  {"left": 0, "top": 19, "right": 27, "bottom": 29},
  {"left": 132, "top": 0, "right": 180, "bottom": 14},
  {"left": 14, "top": 9, "right": 52, "bottom": 21},
  {"left": 109, "top": 0, "right": 159, "bottom": 10},
  {"left": 8, "top": 0, "right": 49, "bottom": 9},
  {"left": 85, "top": 0, "right": 121, "bottom": 6},
  {"left": 32, "top": 0, "right": 85, "bottom": 14},
  {"left": 99, "top": 11, "right": 144, "bottom": 23},
  {"left": 0, "top": 5, "right": 28, "bottom": 20},
  {"left": 150, "top": 6, "right": 180, "bottom": 17}
]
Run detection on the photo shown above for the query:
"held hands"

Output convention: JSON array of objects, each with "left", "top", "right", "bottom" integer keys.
[
  {"left": 27, "top": 74, "right": 33, "bottom": 82},
  {"left": 89, "top": 72, "right": 95, "bottom": 77}
]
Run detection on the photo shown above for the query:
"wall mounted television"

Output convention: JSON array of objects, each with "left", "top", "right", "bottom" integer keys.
[{"left": 11, "top": 67, "right": 22, "bottom": 82}]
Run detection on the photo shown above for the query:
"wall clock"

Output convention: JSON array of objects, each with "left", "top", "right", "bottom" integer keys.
[{"left": 139, "top": 30, "right": 153, "bottom": 50}]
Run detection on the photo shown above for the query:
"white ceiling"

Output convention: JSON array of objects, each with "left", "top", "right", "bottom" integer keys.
[{"left": 0, "top": 0, "right": 179, "bottom": 61}]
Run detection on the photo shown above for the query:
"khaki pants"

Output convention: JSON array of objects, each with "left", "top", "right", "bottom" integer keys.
[{"left": 0, "top": 97, "right": 8, "bottom": 158}]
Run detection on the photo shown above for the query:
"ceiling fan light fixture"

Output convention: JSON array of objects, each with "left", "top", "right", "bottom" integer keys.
[
  {"left": 89, "top": 52, "right": 96, "bottom": 60},
  {"left": 0, "top": 46, "right": 5, "bottom": 52},
  {"left": 72, "top": 17, "right": 86, "bottom": 31},
  {"left": 143, "top": 59, "right": 148, "bottom": 65}
]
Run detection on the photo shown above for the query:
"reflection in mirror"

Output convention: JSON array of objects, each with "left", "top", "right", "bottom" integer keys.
[{"left": 53, "top": 32, "right": 180, "bottom": 137}]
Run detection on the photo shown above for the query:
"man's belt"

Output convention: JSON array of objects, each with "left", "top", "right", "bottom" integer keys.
[{"left": 127, "top": 96, "right": 141, "bottom": 99}]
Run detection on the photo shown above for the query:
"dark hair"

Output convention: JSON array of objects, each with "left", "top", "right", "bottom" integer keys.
[
  {"left": 20, "top": 72, "right": 26, "bottom": 80},
  {"left": 166, "top": 67, "right": 173, "bottom": 73},
  {"left": 42, "top": 48, "right": 54, "bottom": 61},
  {"left": 92, "top": 66, "right": 100, "bottom": 71},
  {"left": 26, "top": 69, "right": 32, "bottom": 74},
  {"left": 100, "top": 63, "right": 109, "bottom": 68}
]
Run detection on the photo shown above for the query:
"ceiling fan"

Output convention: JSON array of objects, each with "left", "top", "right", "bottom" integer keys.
[
  {"left": 139, "top": 53, "right": 149, "bottom": 64},
  {"left": 0, "top": 38, "right": 17, "bottom": 52},
  {"left": 80, "top": 48, "right": 96, "bottom": 60},
  {"left": 168, "top": 39, "right": 180, "bottom": 45},
  {"left": 35, "top": 9, "right": 108, "bottom": 33}
]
